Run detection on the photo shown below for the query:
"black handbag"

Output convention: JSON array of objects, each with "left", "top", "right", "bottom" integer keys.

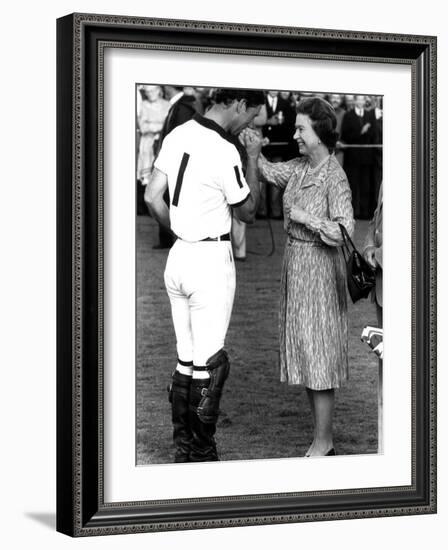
[{"left": 339, "top": 223, "right": 376, "bottom": 303}]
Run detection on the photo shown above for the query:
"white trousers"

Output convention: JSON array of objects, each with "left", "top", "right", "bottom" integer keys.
[{"left": 164, "top": 239, "right": 236, "bottom": 366}]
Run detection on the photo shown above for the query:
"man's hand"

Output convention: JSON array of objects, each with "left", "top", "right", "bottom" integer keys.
[
  {"left": 361, "top": 122, "right": 371, "bottom": 135},
  {"left": 363, "top": 246, "right": 377, "bottom": 269}
]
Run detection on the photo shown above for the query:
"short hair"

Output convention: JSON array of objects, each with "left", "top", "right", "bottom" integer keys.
[
  {"left": 214, "top": 88, "right": 265, "bottom": 108},
  {"left": 296, "top": 97, "right": 339, "bottom": 151}
]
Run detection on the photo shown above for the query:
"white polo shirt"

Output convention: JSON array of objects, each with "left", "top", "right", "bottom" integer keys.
[{"left": 153, "top": 114, "right": 250, "bottom": 242}]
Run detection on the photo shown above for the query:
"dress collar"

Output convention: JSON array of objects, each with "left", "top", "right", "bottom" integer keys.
[{"left": 301, "top": 155, "right": 332, "bottom": 189}]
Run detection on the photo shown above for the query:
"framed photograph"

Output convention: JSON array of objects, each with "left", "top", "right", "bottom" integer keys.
[{"left": 56, "top": 13, "right": 436, "bottom": 536}]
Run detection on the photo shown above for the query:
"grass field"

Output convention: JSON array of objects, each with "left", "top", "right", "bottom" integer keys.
[{"left": 136, "top": 216, "right": 379, "bottom": 464}]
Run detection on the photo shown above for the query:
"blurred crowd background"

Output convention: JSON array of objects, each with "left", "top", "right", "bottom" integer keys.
[{"left": 136, "top": 85, "right": 383, "bottom": 221}]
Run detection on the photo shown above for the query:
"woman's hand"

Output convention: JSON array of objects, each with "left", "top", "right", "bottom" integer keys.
[
  {"left": 241, "top": 128, "right": 265, "bottom": 159},
  {"left": 289, "top": 205, "right": 311, "bottom": 225}
]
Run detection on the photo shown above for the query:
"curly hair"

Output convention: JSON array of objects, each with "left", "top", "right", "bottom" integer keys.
[{"left": 296, "top": 97, "right": 339, "bottom": 152}]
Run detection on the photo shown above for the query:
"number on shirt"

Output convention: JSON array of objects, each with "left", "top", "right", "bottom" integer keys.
[{"left": 172, "top": 152, "right": 190, "bottom": 207}]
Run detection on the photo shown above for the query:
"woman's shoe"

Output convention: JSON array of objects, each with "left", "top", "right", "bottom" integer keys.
[{"left": 305, "top": 444, "right": 335, "bottom": 457}]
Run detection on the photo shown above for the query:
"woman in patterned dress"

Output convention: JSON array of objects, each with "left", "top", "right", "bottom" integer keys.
[
  {"left": 257, "top": 97, "right": 355, "bottom": 457},
  {"left": 137, "top": 85, "right": 170, "bottom": 184}
]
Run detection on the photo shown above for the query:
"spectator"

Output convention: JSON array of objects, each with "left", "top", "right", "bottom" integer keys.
[
  {"left": 137, "top": 85, "right": 169, "bottom": 183},
  {"left": 363, "top": 183, "right": 383, "bottom": 324},
  {"left": 344, "top": 94, "right": 355, "bottom": 111},
  {"left": 136, "top": 85, "right": 169, "bottom": 215},
  {"left": 183, "top": 86, "right": 205, "bottom": 115},
  {"left": 329, "top": 93, "right": 346, "bottom": 166},
  {"left": 290, "top": 91, "right": 301, "bottom": 111},
  {"left": 371, "top": 96, "right": 383, "bottom": 200},
  {"left": 362, "top": 182, "right": 383, "bottom": 452},
  {"left": 340, "top": 94, "right": 378, "bottom": 219},
  {"left": 259, "top": 90, "right": 296, "bottom": 219}
]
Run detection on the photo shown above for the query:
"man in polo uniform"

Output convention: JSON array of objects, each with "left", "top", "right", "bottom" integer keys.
[{"left": 145, "top": 88, "right": 265, "bottom": 462}]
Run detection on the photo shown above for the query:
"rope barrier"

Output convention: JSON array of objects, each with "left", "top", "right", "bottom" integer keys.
[{"left": 338, "top": 144, "right": 383, "bottom": 149}]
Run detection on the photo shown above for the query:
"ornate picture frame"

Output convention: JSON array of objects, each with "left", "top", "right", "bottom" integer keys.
[{"left": 56, "top": 13, "right": 436, "bottom": 536}]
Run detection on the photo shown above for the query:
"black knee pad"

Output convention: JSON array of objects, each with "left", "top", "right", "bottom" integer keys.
[{"left": 196, "top": 349, "right": 230, "bottom": 424}]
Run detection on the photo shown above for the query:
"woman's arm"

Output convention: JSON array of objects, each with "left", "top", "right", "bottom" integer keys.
[
  {"left": 318, "top": 178, "right": 355, "bottom": 245},
  {"left": 258, "top": 154, "right": 299, "bottom": 188},
  {"left": 290, "top": 177, "right": 355, "bottom": 246},
  {"left": 137, "top": 102, "right": 153, "bottom": 135},
  {"left": 145, "top": 120, "right": 165, "bottom": 134}
]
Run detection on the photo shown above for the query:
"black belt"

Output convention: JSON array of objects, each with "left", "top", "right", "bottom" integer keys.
[{"left": 200, "top": 233, "right": 230, "bottom": 242}]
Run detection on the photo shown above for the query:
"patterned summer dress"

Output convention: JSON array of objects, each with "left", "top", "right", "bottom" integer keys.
[
  {"left": 137, "top": 97, "right": 170, "bottom": 183},
  {"left": 259, "top": 154, "right": 355, "bottom": 390}
]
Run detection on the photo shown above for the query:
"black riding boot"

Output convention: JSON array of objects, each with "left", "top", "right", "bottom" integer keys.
[
  {"left": 189, "top": 380, "right": 219, "bottom": 462},
  {"left": 189, "top": 350, "right": 230, "bottom": 462},
  {"left": 168, "top": 371, "right": 193, "bottom": 463}
]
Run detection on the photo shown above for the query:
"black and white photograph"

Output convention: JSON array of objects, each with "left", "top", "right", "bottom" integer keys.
[
  {"left": 135, "top": 84, "right": 384, "bottom": 465},
  {"left": 2, "top": 0, "right": 445, "bottom": 548},
  {"left": 53, "top": 9, "right": 437, "bottom": 539}
]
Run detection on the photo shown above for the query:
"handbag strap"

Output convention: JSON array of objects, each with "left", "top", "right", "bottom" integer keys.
[{"left": 339, "top": 223, "right": 356, "bottom": 253}]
